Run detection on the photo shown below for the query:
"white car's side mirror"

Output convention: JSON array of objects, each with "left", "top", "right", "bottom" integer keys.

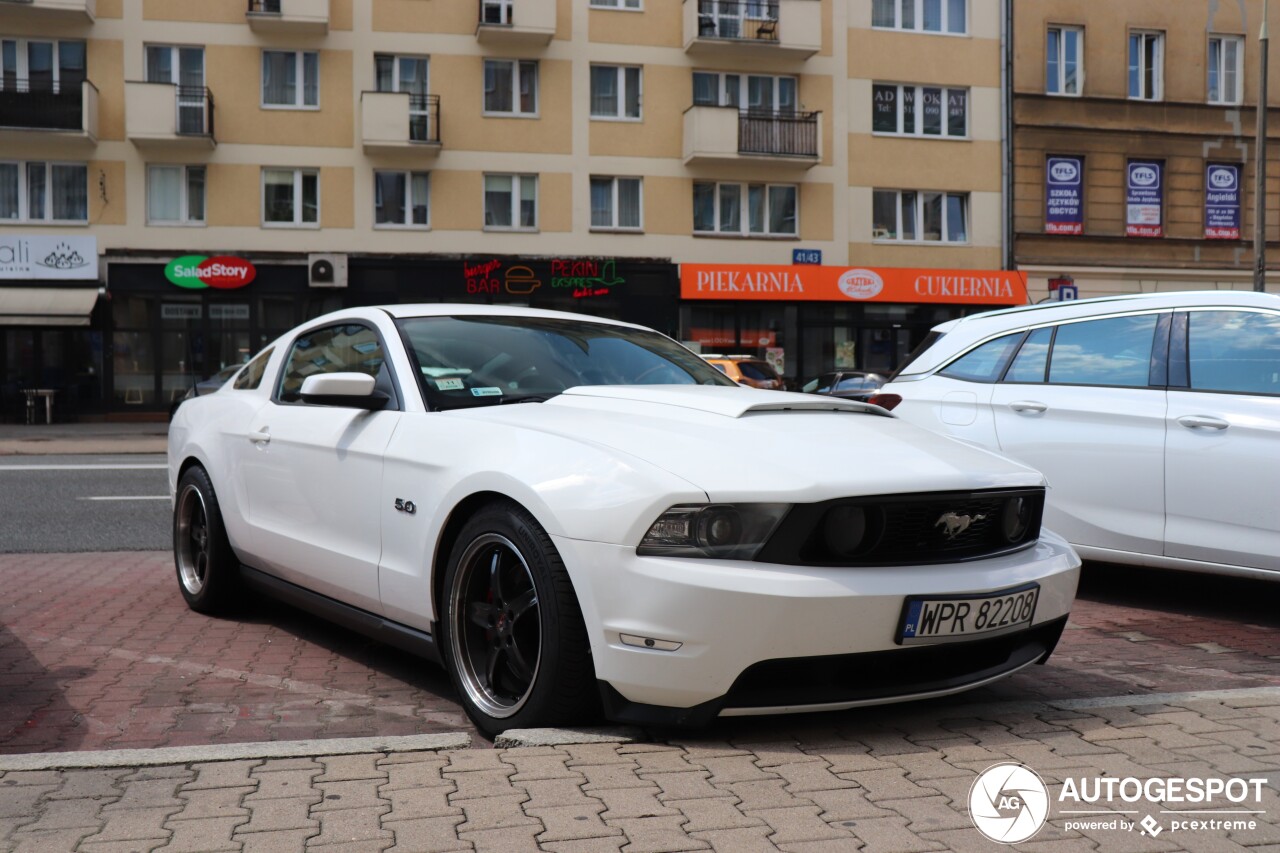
[{"left": 299, "top": 372, "right": 388, "bottom": 410}]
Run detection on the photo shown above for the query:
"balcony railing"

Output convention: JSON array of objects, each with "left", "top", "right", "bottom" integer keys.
[
  {"left": 408, "top": 93, "right": 440, "bottom": 144},
  {"left": 696, "top": 0, "right": 779, "bottom": 41},
  {"left": 0, "top": 79, "right": 90, "bottom": 133},
  {"left": 739, "top": 109, "right": 818, "bottom": 157},
  {"left": 176, "top": 86, "right": 215, "bottom": 138}
]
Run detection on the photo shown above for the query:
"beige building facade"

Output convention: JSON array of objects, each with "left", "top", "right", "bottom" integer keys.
[
  {"left": 1, "top": 0, "right": 1013, "bottom": 417},
  {"left": 1013, "top": 0, "right": 1280, "bottom": 301}
]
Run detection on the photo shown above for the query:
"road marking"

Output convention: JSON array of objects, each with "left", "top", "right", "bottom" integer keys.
[
  {"left": 78, "top": 496, "right": 169, "bottom": 501},
  {"left": 0, "top": 464, "right": 168, "bottom": 471}
]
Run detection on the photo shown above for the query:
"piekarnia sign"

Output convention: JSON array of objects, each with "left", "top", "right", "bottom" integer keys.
[
  {"left": 165, "top": 255, "right": 257, "bottom": 289},
  {"left": 680, "top": 264, "right": 1028, "bottom": 306}
]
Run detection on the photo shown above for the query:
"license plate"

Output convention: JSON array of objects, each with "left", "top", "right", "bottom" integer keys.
[{"left": 897, "top": 584, "right": 1039, "bottom": 645}]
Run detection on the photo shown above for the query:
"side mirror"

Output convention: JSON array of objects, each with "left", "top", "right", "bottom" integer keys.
[{"left": 299, "top": 372, "right": 389, "bottom": 410}]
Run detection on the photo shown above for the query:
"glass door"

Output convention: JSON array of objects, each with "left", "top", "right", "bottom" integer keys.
[{"left": 145, "top": 45, "right": 206, "bottom": 133}]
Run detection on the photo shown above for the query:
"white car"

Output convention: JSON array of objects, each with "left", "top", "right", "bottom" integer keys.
[
  {"left": 878, "top": 291, "right": 1280, "bottom": 582},
  {"left": 168, "top": 305, "right": 1080, "bottom": 736}
]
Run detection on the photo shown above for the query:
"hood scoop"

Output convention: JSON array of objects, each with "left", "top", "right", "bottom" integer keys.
[{"left": 555, "top": 385, "right": 891, "bottom": 419}]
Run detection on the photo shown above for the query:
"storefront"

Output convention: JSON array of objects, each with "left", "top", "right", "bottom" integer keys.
[
  {"left": 0, "top": 235, "right": 105, "bottom": 423},
  {"left": 679, "top": 264, "right": 1029, "bottom": 383}
]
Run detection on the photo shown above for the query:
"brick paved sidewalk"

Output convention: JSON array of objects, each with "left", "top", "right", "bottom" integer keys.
[{"left": 2, "top": 688, "right": 1276, "bottom": 853}]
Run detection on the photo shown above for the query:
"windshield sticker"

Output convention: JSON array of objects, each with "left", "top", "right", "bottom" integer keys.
[
  {"left": 435, "top": 378, "right": 464, "bottom": 391},
  {"left": 471, "top": 387, "right": 503, "bottom": 397}
]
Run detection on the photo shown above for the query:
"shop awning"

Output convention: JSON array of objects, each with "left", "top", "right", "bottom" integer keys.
[{"left": 0, "top": 287, "right": 100, "bottom": 326}]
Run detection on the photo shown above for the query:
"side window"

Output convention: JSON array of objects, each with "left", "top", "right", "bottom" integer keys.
[
  {"left": 233, "top": 347, "right": 274, "bottom": 391},
  {"left": 277, "top": 324, "right": 387, "bottom": 403},
  {"left": 1047, "top": 315, "right": 1157, "bottom": 387},
  {"left": 1188, "top": 310, "right": 1280, "bottom": 395},
  {"left": 938, "top": 332, "right": 1023, "bottom": 383},
  {"left": 1005, "top": 327, "right": 1053, "bottom": 383}
]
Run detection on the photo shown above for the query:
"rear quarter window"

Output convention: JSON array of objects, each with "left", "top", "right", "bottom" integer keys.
[
  {"left": 938, "top": 333, "right": 1023, "bottom": 383},
  {"left": 233, "top": 347, "right": 274, "bottom": 390}
]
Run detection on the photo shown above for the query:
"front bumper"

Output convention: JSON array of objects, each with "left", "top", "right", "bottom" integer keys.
[{"left": 552, "top": 530, "right": 1080, "bottom": 724}]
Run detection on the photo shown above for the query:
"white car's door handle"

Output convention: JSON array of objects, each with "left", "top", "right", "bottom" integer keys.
[
  {"left": 1008, "top": 401, "right": 1048, "bottom": 414},
  {"left": 248, "top": 429, "right": 271, "bottom": 444},
  {"left": 1177, "top": 415, "right": 1229, "bottom": 431}
]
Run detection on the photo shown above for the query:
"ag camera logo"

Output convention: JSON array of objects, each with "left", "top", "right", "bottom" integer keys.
[
  {"left": 1129, "top": 165, "right": 1159, "bottom": 188},
  {"left": 1048, "top": 159, "right": 1079, "bottom": 184},
  {"left": 969, "top": 763, "right": 1050, "bottom": 844},
  {"left": 1208, "top": 166, "right": 1237, "bottom": 190}
]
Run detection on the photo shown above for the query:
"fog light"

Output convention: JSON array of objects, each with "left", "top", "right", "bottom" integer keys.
[{"left": 823, "top": 505, "right": 867, "bottom": 557}]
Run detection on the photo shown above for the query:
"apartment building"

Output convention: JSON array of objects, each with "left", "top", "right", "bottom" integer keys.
[
  {"left": 1013, "top": 0, "right": 1278, "bottom": 299},
  {"left": 0, "top": 0, "right": 1019, "bottom": 419}
]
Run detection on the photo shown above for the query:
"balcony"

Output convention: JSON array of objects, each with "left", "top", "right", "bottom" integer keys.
[
  {"left": 684, "top": 105, "right": 820, "bottom": 167},
  {"left": 0, "top": 0, "right": 95, "bottom": 22},
  {"left": 361, "top": 91, "right": 441, "bottom": 154},
  {"left": 476, "top": 0, "right": 555, "bottom": 46},
  {"left": 126, "top": 82, "right": 215, "bottom": 149},
  {"left": 246, "top": 0, "right": 329, "bottom": 34},
  {"left": 683, "top": 0, "right": 820, "bottom": 60},
  {"left": 0, "top": 80, "right": 98, "bottom": 147}
]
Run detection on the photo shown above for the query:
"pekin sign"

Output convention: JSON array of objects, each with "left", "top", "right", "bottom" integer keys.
[
  {"left": 165, "top": 255, "right": 257, "bottom": 289},
  {"left": 680, "top": 264, "right": 1028, "bottom": 306}
]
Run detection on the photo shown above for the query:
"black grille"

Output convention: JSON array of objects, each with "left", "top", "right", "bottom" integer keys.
[{"left": 755, "top": 487, "right": 1044, "bottom": 567}]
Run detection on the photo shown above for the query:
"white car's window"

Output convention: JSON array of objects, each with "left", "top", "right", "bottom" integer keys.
[
  {"left": 233, "top": 347, "right": 274, "bottom": 391},
  {"left": 1048, "top": 315, "right": 1157, "bottom": 387},
  {"left": 277, "top": 324, "right": 390, "bottom": 403},
  {"left": 1188, "top": 310, "right": 1280, "bottom": 395},
  {"left": 1004, "top": 327, "right": 1052, "bottom": 383},
  {"left": 396, "top": 315, "right": 735, "bottom": 410},
  {"left": 938, "top": 332, "right": 1022, "bottom": 383}
]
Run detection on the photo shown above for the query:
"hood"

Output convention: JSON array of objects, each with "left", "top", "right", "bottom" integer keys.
[{"left": 452, "top": 385, "right": 1043, "bottom": 502}]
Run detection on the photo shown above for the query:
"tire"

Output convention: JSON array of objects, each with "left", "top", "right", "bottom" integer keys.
[
  {"left": 173, "top": 465, "right": 239, "bottom": 614},
  {"left": 442, "top": 500, "right": 599, "bottom": 738}
]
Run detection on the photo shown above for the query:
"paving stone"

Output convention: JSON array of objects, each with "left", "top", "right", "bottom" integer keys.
[
  {"left": 380, "top": 757, "right": 453, "bottom": 791},
  {"left": 834, "top": 769, "right": 936, "bottom": 802},
  {"left": 157, "top": 815, "right": 247, "bottom": 852},
  {"left": 1171, "top": 745, "right": 1278, "bottom": 774},
  {"left": 527, "top": 802, "right": 620, "bottom": 842},
  {"left": 382, "top": 782, "right": 463, "bottom": 821},
  {"left": 542, "top": 837, "right": 627, "bottom": 853},
  {"left": 171, "top": 785, "right": 253, "bottom": 821},
  {"left": 1, "top": 771, "right": 66, "bottom": 786},
  {"left": 840, "top": 816, "right": 949, "bottom": 852},
  {"left": 563, "top": 744, "right": 630, "bottom": 766},
  {"left": 699, "top": 755, "right": 779, "bottom": 785},
  {"left": 454, "top": 793, "right": 541, "bottom": 833},
  {"left": 630, "top": 750, "right": 699, "bottom": 775},
  {"left": 317, "top": 753, "right": 390, "bottom": 781},
  {"left": 517, "top": 777, "right": 599, "bottom": 810},
  {"left": 771, "top": 761, "right": 862, "bottom": 795},
  {"left": 804, "top": 787, "right": 896, "bottom": 822},
  {"left": 1016, "top": 839, "right": 1101, "bottom": 853},
  {"left": 716, "top": 780, "right": 813, "bottom": 812},
  {"left": 80, "top": 840, "right": 169, "bottom": 853},
  {"left": 446, "top": 768, "right": 518, "bottom": 801},
  {"left": 0, "top": 782, "right": 59, "bottom": 819},
  {"left": 457, "top": 823, "right": 544, "bottom": 851},
  {"left": 690, "top": 825, "right": 780, "bottom": 851},
  {"left": 870, "top": 795, "right": 969, "bottom": 834},
  {"left": 808, "top": 748, "right": 896, "bottom": 775},
  {"left": 244, "top": 769, "right": 324, "bottom": 801},
  {"left": 236, "top": 828, "right": 316, "bottom": 853},
  {"left": 744, "top": 805, "right": 852, "bottom": 845},
  {"left": 644, "top": 771, "right": 731, "bottom": 803},
  {"left": 183, "top": 761, "right": 262, "bottom": 791},
  {"left": 736, "top": 742, "right": 821, "bottom": 769},
  {"left": 306, "top": 839, "right": 394, "bottom": 852},
  {"left": 84, "top": 807, "right": 181, "bottom": 842},
  {"left": 120, "top": 767, "right": 196, "bottom": 783},
  {"left": 13, "top": 795, "right": 107, "bottom": 832},
  {"left": 668, "top": 795, "right": 764, "bottom": 833},
  {"left": 10, "top": 828, "right": 96, "bottom": 852},
  {"left": 383, "top": 814, "right": 470, "bottom": 852},
  {"left": 602, "top": 814, "right": 709, "bottom": 852},
  {"left": 310, "top": 804, "right": 394, "bottom": 846},
  {"left": 313, "top": 778, "right": 393, "bottom": 812},
  {"left": 594, "top": 785, "right": 679, "bottom": 820},
  {"left": 47, "top": 769, "right": 128, "bottom": 800},
  {"left": 505, "top": 750, "right": 580, "bottom": 782},
  {"left": 441, "top": 751, "right": 511, "bottom": 773},
  {"left": 580, "top": 763, "right": 654, "bottom": 791},
  {"left": 254, "top": 758, "right": 324, "bottom": 775},
  {"left": 238, "top": 795, "right": 320, "bottom": 833}
]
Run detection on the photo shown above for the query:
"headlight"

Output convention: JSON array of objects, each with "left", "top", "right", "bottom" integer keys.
[{"left": 637, "top": 503, "right": 790, "bottom": 560}]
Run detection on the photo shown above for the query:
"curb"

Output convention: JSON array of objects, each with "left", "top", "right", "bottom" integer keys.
[{"left": 493, "top": 726, "right": 646, "bottom": 748}]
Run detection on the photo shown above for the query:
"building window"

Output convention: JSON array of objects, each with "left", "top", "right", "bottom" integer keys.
[
  {"left": 693, "top": 181, "right": 797, "bottom": 236},
  {"left": 1208, "top": 35, "right": 1243, "bottom": 104},
  {"left": 871, "top": 0, "right": 966, "bottom": 35},
  {"left": 374, "top": 170, "right": 429, "bottom": 228},
  {"left": 0, "top": 161, "right": 87, "bottom": 222},
  {"left": 590, "top": 176, "right": 642, "bottom": 230},
  {"left": 1046, "top": 25, "right": 1083, "bottom": 96},
  {"left": 148, "top": 165, "right": 205, "bottom": 225},
  {"left": 1128, "top": 31, "right": 1164, "bottom": 100},
  {"left": 591, "top": 0, "right": 641, "bottom": 8},
  {"left": 145, "top": 45, "right": 208, "bottom": 133},
  {"left": 872, "top": 189, "right": 968, "bottom": 243},
  {"left": 375, "top": 54, "right": 432, "bottom": 141},
  {"left": 483, "top": 59, "right": 538, "bottom": 115},
  {"left": 693, "top": 71, "right": 796, "bottom": 112},
  {"left": 484, "top": 174, "right": 537, "bottom": 230},
  {"left": 261, "top": 50, "right": 318, "bottom": 108},
  {"left": 0, "top": 38, "right": 86, "bottom": 93},
  {"left": 590, "top": 65, "right": 642, "bottom": 120},
  {"left": 872, "top": 84, "right": 967, "bottom": 137},
  {"left": 262, "top": 168, "right": 319, "bottom": 227},
  {"left": 480, "top": 0, "right": 512, "bottom": 24}
]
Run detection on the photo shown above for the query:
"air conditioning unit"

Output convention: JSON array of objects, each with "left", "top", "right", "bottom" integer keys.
[{"left": 308, "top": 253, "right": 348, "bottom": 288}]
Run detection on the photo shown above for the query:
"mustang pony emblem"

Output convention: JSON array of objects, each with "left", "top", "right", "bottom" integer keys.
[{"left": 935, "top": 512, "right": 985, "bottom": 539}]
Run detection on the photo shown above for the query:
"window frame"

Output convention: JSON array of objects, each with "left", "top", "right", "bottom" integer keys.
[
  {"left": 0, "top": 160, "right": 88, "bottom": 224},
  {"left": 692, "top": 180, "right": 799, "bottom": 238},
  {"left": 1208, "top": 34, "right": 1244, "bottom": 105},
  {"left": 589, "top": 0, "right": 642, "bottom": 9},
  {"left": 590, "top": 63, "right": 643, "bottom": 121},
  {"left": 1128, "top": 29, "right": 1165, "bottom": 101},
  {"left": 872, "top": 189, "right": 969, "bottom": 244},
  {"left": 146, "top": 164, "right": 206, "bottom": 227},
  {"left": 1045, "top": 24, "right": 1084, "bottom": 96},
  {"left": 870, "top": 0, "right": 968, "bottom": 36},
  {"left": 260, "top": 49, "right": 319, "bottom": 110},
  {"left": 589, "top": 175, "right": 643, "bottom": 232},
  {"left": 871, "top": 82, "right": 969, "bottom": 139},
  {"left": 261, "top": 167, "right": 320, "bottom": 229},
  {"left": 373, "top": 169, "right": 430, "bottom": 230},
  {"left": 483, "top": 173, "right": 538, "bottom": 232},
  {"left": 0, "top": 38, "right": 86, "bottom": 94},
  {"left": 482, "top": 58, "right": 539, "bottom": 117}
]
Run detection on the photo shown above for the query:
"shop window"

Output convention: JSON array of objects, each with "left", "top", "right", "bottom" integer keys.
[
  {"left": 1046, "top": 26, "right": 1083, "bottom": 96},
  {"left": 261, "top": 50, "right": 318, "bottom": 109},
  {"left": 872, "top": 84, "right": 967, "bottom": 138},
  {"left": 262, "top": 168, "right": 319, "bottom": 227},
  {"left": 483, "top": 59, "right": 538, "bottom": 116},
  {"left": 484, "top": 173, "right": 537, "bottom": 230},
  {"left": 374, "top": 170, "right": 429, "bottom": 228},
  {"left": 1128, "top": 31, "right": 1164, "bottom": 101},
  {"left": 147, "top": 165, "right": 205, "bottom": 225},
  {"left": 590, "top": 176, "right": 641, "bottom": 231},
  {"left": 590, "top": 64, "right": 641, "bottom": 120},
  {"left": 871, "top": 0, "right": 966, "bottom": 34},
  {"left": 873, "top": 189, "right": 967, "bottom": 243},
  {"left": 693, "top": 181, "right": 796, "bottom": 237},
  {"left": 1208, "top": 35, "right": 1242, "bottom": 105},
  {"left": 0, "top": 161, "right": 87, "bottom": 223}
]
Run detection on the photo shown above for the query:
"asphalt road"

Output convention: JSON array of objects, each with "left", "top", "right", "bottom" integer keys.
[{"left": 0, "top": 454, "right": 170, "bottom": 553}]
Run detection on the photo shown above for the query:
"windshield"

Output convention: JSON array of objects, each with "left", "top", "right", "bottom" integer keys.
[{"left": 396, "top": 315, "right": 736, "bottom": 410}]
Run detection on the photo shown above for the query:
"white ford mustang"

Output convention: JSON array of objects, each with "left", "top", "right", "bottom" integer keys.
[{"left": 168, "top": 305, "right": 1081, "bottom": 736}]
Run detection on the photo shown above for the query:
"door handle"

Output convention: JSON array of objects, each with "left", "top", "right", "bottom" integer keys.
[
  {"left": 1177, "top": 415, "right": 1229, "bottom": 431},
  {"left": 1008, "top": 400, "right": 1048, "bottom": 414},
  {"left": 248, "top": 429, "right": 271, "bottom": 444}
]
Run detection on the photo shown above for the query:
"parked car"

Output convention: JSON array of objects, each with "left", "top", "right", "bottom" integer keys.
[
  {"left": 169, "top": 305, "right": 1080, "bottom": 736},
  {"left": 801, "top": 370, "right": 888, "bottom": 402},
  {"left": 877, "top": 290, "right": 1280, "bottom": 582},
  {"left": 701, "top": 355, "right": 786, "bottom": 390}
]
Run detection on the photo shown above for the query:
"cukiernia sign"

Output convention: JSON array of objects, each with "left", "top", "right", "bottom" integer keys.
[{"left": 165, "top": 255, "right": 256, "bottom": 289}]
